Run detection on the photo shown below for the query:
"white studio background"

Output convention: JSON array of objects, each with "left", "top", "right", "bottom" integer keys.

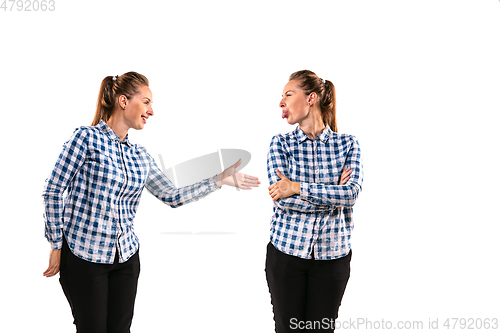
[{"left": 1, "top": 0, "right": 499, "bottom": 332}]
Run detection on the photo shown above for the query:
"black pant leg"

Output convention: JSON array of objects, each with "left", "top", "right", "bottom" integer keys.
[
  {"left": 305, "top": 250, "right": 352, "bottom": 333},
  {"left": 265, "top": 242, "right": 309, "bottom": 333},
  {"left": 59, "top": 237, "right": 109, "bottom": 333},
  {"left": 107, "top": 249, "right": 141, "bottom": 333}
]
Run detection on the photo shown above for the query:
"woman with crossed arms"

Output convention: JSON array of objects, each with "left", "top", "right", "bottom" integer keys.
[{"left": 267, "top": 70, "right": 364, "bottom": 333}]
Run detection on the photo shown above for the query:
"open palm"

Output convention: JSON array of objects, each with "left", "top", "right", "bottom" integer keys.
[{"left": 221, "top": 159, "right": 261, "bottom": 190}]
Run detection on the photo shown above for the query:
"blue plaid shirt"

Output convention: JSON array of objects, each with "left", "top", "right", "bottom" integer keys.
[
  {"left": 42, "top": 120, "right": 220, "bottom": 264},
  {"left": 267, "top": 125, "right": 363, "bottom": 260}
]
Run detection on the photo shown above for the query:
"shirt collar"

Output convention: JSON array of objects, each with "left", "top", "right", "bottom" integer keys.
[
  {"left": 295, "top": 125, "right": 333, "bottom": 144},
  {"left": 97, "top": 120, "right": 132, "bottom": 147}
]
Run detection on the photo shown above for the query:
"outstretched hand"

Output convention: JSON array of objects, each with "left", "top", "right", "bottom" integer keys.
[{"left": 217, "top": 159, "right": 261, "bottom": 190}]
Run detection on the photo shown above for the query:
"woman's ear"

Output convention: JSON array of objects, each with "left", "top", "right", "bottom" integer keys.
[
  {"left": 118, "top": 95, "right": 128, "bottom": 110},
  {"left": 308, "top": 92, "right": 318, "bottom": 106}
]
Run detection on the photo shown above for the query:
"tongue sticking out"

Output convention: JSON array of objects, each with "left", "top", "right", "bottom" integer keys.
[{"left": 282, "top": 111, "right": 289, "bottom": 119}]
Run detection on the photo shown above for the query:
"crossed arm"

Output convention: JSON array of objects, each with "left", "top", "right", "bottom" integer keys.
[
  {"left": 268, "top": 167, "right": 352, "bottom": 201},
  {"left": 266, "top": 135, "right": 363, "bottom": 212}
]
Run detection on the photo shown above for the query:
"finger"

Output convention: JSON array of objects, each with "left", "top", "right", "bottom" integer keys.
[
  {"left": 243, "top": 176, "right": 260, "bottom": 182},
  {"left": 237, "top": 174, "right": 260, "bottom": 187},
  {"left": 340, "top": 169, "right": 351, "bottom": 177},
  {"left": 341, "top": 169, "right": 351, "bottom": 178},
  {"left": 276, "top": 169, "right": 285, "bottom": 179},
  {"left": 43, "top": 265, "right": 58, "bottom": 277},
  {"left": 269, "top": 182, "right": 278, "bottom": 191},
  {"left": 231, "top": 159, "right": 242, "bottom": 169},
  {"left": 272, "top": 187, "right": 281, "bottom": 197},
  {"left": 340, "top": 176, "right": 350, "bottom": 185},
  {"left": 43, "top": 264, "right": 55, "bottom": 276},
  {"left": 245, "top": 179, "right": 260, "bottom": 187},
  {"left": 236, "top": 180, "right": 251, "bottom": 190},
  {"left": 243, "top": 175, "right": 260, "bottom": 184}
]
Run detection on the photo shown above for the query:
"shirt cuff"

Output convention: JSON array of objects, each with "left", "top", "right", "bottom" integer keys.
[
  {"left": 210, "top": 175, "right": 222, "bottom": 190},
  {"left": 50, "top": 239, "right": 63, "bottom": 250}
]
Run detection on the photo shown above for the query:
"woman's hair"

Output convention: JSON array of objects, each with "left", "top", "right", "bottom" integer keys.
[
  {"left": 289, "top": 70, "right": 337, "bottom": 133},
  {"left": 91, "top": 72, "right": 149, "bottom": 126}
]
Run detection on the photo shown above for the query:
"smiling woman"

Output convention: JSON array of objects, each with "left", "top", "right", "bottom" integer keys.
[
  {"left": 41, "top": 71, "right": 260, "bottom": 333},
  {"left": 91, "top": 72, "right": 152, "bottom": 131}
]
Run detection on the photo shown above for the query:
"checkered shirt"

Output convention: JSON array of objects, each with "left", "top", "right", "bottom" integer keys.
[
  {"left": 42, "top": 120, "right": 220, "bottom": 264},
  {"left": 267, "top": 125, "right": 363, "bottom": 260}
]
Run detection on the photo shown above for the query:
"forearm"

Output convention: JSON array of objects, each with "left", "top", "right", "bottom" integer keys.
[
  {"left": 276, "top": 196, "right": 332, "bottom": 213},
  {"left": 42, "top": 187, "right": 64, "bottom": 250},
  {"left": 147, "top": 175, "right": 220, "bottom": 208},
  {"left": 300, "top": 182, "right": 361, "bottom": 208}
]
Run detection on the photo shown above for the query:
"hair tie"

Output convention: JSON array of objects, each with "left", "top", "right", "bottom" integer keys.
[
  {"left": 112, "top": 75, "right": 118, "bottom": 81},
  {"left": 321, "top": 78, "right": 326, "bottom": 84}
]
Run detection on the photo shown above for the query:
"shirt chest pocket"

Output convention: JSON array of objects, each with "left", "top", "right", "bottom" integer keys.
[
  {"left": 83, "top": 152, "right": 123, "bottom": 187},
  {"left": 288, "top": 156, "right": 313, "bottom": 183},
  {"left": 321, "top": 153, "right": 348, "bottom": 185},
  {"left": 321, "top": 162, "right": 341, "bottom": 185}
]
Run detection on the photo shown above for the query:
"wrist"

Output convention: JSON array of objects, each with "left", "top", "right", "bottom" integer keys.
[
  {"left": 292, "top": 182, "right": 300, "bottom": 195},
  {"left": 215, "top": 173, "right": 223, "bottom": 188}
]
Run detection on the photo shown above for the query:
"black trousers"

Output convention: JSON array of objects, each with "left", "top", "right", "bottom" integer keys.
[
  {"left": 265, "top": 242, "right": 351, "bottom": 333},
  {"left": 59, "top": 237, "right": 140, "bottom": 333}
]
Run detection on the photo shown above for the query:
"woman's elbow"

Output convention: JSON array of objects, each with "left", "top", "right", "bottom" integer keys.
[
  {"left": 162, "top": 198, "right": 182, "bottom": 208},
  {"left": 340, "top": 186, "right": 361, "bottom": 208}
]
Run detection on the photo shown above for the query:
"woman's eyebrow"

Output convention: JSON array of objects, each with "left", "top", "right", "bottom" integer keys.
[{"left": 282, "top": 90, "right": 294, "bottom": 97}]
